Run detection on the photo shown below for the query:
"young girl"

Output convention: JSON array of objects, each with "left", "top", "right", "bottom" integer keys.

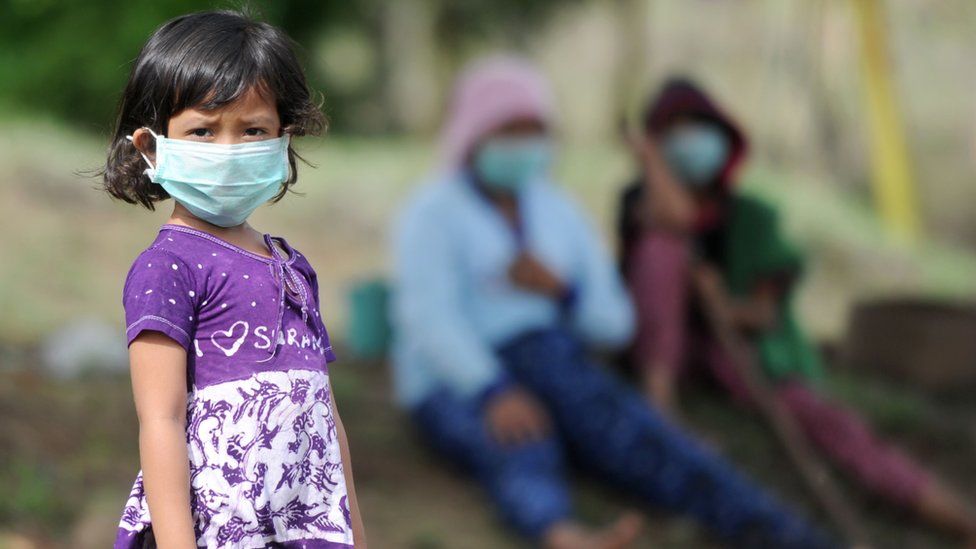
[{"left": 104, "top": 11, "right": 366, "bottom": 548}]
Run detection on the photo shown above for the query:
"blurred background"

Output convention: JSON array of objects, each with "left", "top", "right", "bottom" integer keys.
[{"left": 2, "top": 0, "right": 976, "bottom": 547}]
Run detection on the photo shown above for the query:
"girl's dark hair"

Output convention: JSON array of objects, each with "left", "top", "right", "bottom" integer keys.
[{"left": 102, "top": 10, "right": 325, "bottom": 209}]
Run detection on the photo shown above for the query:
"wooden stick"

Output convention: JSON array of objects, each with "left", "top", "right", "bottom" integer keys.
[{"left": 693, "top": 269, "right": 871, "bottom": 547}]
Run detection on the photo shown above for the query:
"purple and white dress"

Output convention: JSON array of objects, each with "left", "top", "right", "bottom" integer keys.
[{"left": 114, "top": 225, "right": 354, "bottom": 549}]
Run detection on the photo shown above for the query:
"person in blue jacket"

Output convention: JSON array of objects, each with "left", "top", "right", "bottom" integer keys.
[{"left": 390, "top": 56, "right": 835, "bottom": 549}]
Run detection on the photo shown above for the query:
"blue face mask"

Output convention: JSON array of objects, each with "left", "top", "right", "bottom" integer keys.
[
  {"left": 128, "top": 128, "right": 290, "bottom": 227},
  {"left": 472, "top": 136, "right": 552, "bottom": 192},
  {"left": 662, "top": 123, "right": 730, "bottom": 188}
]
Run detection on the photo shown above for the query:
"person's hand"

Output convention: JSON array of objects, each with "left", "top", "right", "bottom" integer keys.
[
  {"left": 692, "top": 263, "right": 725, "bottom": 300},
  {"left": 624, "top": 129, "right": 697, "bottom": 232},
  {"left": 509, "top": 252, "right": 566, "bottom": 298},
  {"left": 484, "top": 387, "right": 552, "bottom": 446},
  {"left": 621, "top": 122, "right": 649, "bottom": 161},
  {"left": 620, "top": 119, "right": 661, "bottom": 164},
  {"left": 692, "top": 263, "right": 734, "bottom": 327},
  {"left": 730, "top": 283, "right": 780, "bottom": 333}
]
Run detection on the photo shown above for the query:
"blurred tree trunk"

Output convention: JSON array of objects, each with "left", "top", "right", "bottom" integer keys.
[
  {"left": 801, "top": 0, "right": 859, "bottom": 186},
  {"left": 612, "top": 0, "right": 652, "bottom": 128},
  {"left": 376, "top": 0, "right": 442, "bottom": 134}
]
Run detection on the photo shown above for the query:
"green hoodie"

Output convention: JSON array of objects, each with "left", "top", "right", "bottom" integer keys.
[{"left": 722, "top": 193, "right": 823, "bottom": 382}]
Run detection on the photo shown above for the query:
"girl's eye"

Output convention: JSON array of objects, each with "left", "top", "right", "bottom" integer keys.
[
  {"left": 189, "top": 128, "right": 213, "bottom": 138},
  {"left": 244, "top": 128, "right": 267, "bottom": 137}
]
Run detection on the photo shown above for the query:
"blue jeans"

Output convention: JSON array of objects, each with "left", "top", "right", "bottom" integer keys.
[{"left": 412, "top": 329, "right": 835, "bottom": 547}]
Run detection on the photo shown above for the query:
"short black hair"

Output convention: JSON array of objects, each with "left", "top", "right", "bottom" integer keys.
[{"left": 102, "top": 10, "right": 325, "bottom": 209}]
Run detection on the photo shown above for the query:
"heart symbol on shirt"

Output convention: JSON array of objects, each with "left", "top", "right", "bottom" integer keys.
[{"left": 211, "top": 321, "right": 250, "bottom": 357}]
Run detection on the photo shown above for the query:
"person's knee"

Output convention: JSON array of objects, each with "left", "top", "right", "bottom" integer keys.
[
  {"left": 627, "top": 231, "right": 692, "bottom": 320},
  {"left": 631, "top": 230, "right": 692, "bottom": 269},
  {"left": 487, "top": 436, "right": 572, "bottom": 537},
  {"left": 514, "top": 435, "right": 565, "bottom": 470}
]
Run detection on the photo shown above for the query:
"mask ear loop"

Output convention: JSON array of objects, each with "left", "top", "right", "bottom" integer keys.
[
  {"left": 124, "top": 128, "right": 160, "bottom": 173},
  {"left": 281, "top": 134, "right": 293, "bottom": 184}
]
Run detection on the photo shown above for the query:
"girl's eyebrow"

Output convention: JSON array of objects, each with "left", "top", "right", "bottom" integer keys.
[
  {"left": 182, "top": 111, "right": 221, "bottom": 124},
  {"left": 239, "top": 114, "right": 277, "bottom": 126}
]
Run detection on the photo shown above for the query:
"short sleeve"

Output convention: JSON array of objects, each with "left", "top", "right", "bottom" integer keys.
[
  {"left": 123, "top": 248, "right": 199, "bottom": 350},
  {"left": 298, "top": 256, "right": 338, "bottom": 364}
]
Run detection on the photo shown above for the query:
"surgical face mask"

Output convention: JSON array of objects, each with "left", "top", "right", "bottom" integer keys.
[
  {"left": 472, "top": 136, "right": 552, "bottom": 192},
  {"left": 662, "top": 123, "right": 730, "bottom": 188},
  {"left": 127, "top": 128, "right": 290, "bottom": 227}
]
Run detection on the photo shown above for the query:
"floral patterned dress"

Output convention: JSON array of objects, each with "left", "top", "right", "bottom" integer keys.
[{"left": 114, "top": 225, "right": 354, "bottom": 548}]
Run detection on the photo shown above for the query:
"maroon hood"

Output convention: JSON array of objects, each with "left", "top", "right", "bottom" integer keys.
[{"left": 643, "top": 77, "right": 748, "bottom": 191}]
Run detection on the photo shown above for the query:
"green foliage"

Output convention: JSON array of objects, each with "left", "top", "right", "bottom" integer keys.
[
  {"left": 0, "top": 0, "right": 362, "bottom": 131},
  {"left": 0, "top": 459, "right": 70, "bottom": 530},
  {"left": 0, "top": 0, "right": 580, "bottom": 133},
  {"left": 1, "top": 0, "right": 204, "bottom": 131},
  {"left": 437, "top": 0, "right": 584, "bottom": 48}
]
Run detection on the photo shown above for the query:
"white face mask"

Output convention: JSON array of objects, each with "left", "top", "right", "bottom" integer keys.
[{"left": 127, "top": 128, "right": 290, "bottom": 227}]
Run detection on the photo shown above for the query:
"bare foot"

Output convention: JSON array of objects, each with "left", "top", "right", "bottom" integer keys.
[
  {"left": 543, "top": 512, "right": 644, "bottom": 549},
  {"left": 914, "top": 480, "right": 976, "bottom": 540},
  {"left": 597, "top": 512, "right": 644, "bottom": 548}
]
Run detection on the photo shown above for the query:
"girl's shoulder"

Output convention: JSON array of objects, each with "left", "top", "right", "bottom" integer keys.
[
  {"left": 124, "top": 227, "right": 213, "bottom": 286},
  {"left": 126, "top": 230, "right": 193, "bottom": 279},
  {"left": 127, "top": 225, "right": 288, "bottom": 278},
  {"left": 122, "top": 231, "right": 205, "bottom": 351}
]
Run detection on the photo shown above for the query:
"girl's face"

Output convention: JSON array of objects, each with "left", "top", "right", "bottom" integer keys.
[{"left": 131, "top": 86, "right": 281, "bottom": 161}]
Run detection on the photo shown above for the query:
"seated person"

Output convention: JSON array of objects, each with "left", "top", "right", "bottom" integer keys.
[
  {"left": 619, "top": 76, "right": 976, "bottom": 544},
  {"left": 390, "top": 57, "right": 834, "bottom": 549}
]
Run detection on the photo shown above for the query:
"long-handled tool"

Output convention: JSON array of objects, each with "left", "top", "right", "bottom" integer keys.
[{"left": 693, "top": 268, "right": 871, "bottom": 548}]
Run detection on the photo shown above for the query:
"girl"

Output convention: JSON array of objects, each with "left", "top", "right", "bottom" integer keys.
[
  {"left": 104, "top": 11, "right": 366, "bottom": 548},
  {"left": 619, "top": 77, "right": 976, "bottom": 544}
]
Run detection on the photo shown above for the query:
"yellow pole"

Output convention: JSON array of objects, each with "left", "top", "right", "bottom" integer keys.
[{"left": 852, "top": 0, "right": 921, "bottom": 240}]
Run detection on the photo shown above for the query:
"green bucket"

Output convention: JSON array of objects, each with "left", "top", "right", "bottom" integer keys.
[{"left": 346, "top": 279, "right": 392, "bottom": 359}]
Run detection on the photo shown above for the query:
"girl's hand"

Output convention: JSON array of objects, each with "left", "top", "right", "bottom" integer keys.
[{"left": 484, "top": 386, "right": 552, "bottom": 447}]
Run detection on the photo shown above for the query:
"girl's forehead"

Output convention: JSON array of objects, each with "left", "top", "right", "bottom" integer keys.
[
  {"left": 226, "top": 86, "right": 277, "bottom": 111},
  {"left": 175, "top": 86, "right": 279, "bottom": 122}
]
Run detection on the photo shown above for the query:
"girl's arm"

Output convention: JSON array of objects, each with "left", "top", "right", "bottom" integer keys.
[
  {"left": 330, "top": 380, "right": 367, "bottom": 547},
  {"left": 129, "top": 331, "right": 197, "bottom": 549}
]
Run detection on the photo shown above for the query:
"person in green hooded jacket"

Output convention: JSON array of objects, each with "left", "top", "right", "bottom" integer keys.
[{"left": 618, "top": 77, "right": 976, "bottom": 543}]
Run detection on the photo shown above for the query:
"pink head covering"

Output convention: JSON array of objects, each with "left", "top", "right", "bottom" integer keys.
[{"left": 439, "top": 55, "right": 555, "bottom": 170}]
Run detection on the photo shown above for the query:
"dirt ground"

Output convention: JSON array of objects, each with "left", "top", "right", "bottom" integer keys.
[{"left": 1, "top": 344, "right": 974, "bottom": 549}]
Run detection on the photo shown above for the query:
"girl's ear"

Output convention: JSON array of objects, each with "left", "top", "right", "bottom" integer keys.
[{"left": 131, "top": 128, "right": 157, "bottom": 163}]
